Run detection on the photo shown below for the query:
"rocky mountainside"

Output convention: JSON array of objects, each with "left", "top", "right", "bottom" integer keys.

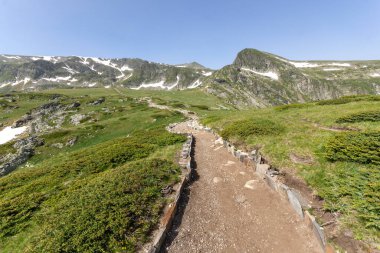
[
  {"left": 1, "top": 49, "right": 380, "bottom": 108},
  {"left": 0, "top": 55, "right": 213, "bottom": 92},
  {"left": 203, "top": 49, "right": 380, "bottom": 107}
]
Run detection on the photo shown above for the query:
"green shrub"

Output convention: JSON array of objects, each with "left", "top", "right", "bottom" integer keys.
[
  {"left": 190, "top": 104, "right": 209, "bottom": 110},
  {"left": 221, "top": 119, "right": 285, "bottom": 140},
  {"left": 336, "top": 111, "right": 380, "bottom": 123},
  {"left": 28, "top": 159, "right": 180, "bottom": 253},
  {"left": 325, "top": 132, "right": 380, "bottom": 165},
  {"left": 317, "top": 95, "right": 380, "bottom": 106},
  {"left": 274, "top": 103, "right": 310, "bottom": 111},
  {"left": 132, "top": 129, "right": 187, "bottom": 147}
]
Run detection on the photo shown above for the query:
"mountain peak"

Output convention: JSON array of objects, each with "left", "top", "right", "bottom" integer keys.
[
  {"left": 176, "top": 62, "right": 207, "bottom": 69},
  {"left": 232, "top": 48, "right": 282, "bottom": 70}
]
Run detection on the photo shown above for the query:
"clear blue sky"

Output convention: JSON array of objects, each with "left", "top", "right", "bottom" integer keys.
[{"left": 0, "top": 0, "right": 379, "bottom": 69}]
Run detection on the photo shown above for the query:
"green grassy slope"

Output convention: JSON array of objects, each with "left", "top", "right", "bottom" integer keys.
[{"left": 0, "top": 90, "right": 190, "bottom": 252}]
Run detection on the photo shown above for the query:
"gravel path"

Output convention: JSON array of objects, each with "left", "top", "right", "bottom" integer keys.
[{"left": 162, "top": 122, "right": 323, "bottom": 253}]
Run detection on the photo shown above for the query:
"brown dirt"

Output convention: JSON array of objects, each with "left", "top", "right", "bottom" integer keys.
[
  {"left": 277, "top": 164, "right": 376, "bottom": 253},
  {"left": 161, "top": 122, "right": 323, "bottom": 253}
]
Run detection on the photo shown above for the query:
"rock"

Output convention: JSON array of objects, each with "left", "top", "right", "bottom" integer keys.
[
  {"left": 214, "top": 137, "right": 223, "bottom": 145},
  {"left": 68, "top": 101, "right": 81, "bottom": 109},
  {"left": 70, "top": 114, "right": 87, "bottom": 125},
  {"left": 224, "top": 160, "right": 235, "bottom": 166},
  {"left": 287, "top": 189, "right": 304, "bottom": 218},
  {"left": 66, "top": 136, "right": 78, "bottom": 147},
  {"left": 256, "top": 164, "right": 270, "bottom": 174},
  {"left": 244, "top": 180, "right": 258, "bottom": 190},
  {"left": 89, "top": 97, "right": 105, "bottom": 105},
  {"left": 51, "top": 143, "right": 64, "bottom": 149},
  {"left": 235, "top": 195, "right": 247, "bottom": 204},
  {"left": 1, "top": 136, "right": 44, "bottom": 177},
  {"left": 161, "top": 185, "right": 173, "bottom": 195},
  {"left": 213, "top": 177, "right": 223, "bottom": 183},
  {"left": 12, "top": 113, "right": 33, "bottom": 128}
]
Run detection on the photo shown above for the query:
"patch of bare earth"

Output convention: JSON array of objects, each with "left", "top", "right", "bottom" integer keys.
[
  {"left": 277, "top": 164, "right": 375, "bottom": 253},
  {"left": 161, "top": 123, "right": 323, "bottom": 253}
]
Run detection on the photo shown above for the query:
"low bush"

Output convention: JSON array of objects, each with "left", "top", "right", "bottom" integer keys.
[
  {"left": 190, "top": 104, "right": 209, "bottom": 110},
  {"left": 274, "top": 103, "right": 310, "bottom": 111},
  {"left": 317, "top": 95, "right": 380, "bottom": 106},
  {"left": 325, "top": 132, "right": 380, "bottom": 165},
  {"left": 220, "top": 119, "right": 285, "bottom": 140},
  {"left": 336, "top": 111, "right": 380, "bottom": 123}
]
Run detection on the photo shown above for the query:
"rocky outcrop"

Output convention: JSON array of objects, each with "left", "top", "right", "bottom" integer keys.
[
  {"left": 0, "top": 136, "right": 44, "bottom": 177},
  {"left": 88, "top": 97, "right": 105, "bottom": 105}
]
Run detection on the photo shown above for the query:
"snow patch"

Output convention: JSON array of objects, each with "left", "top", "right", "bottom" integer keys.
[
  {"left": 131, "top": 76, "right": 180, "bottom": 90},
  {"left": 0, "top": 126, "right": 28, "bottom": 145},
  {"left": 121, "top": 65, "right": 133, "bottom": 71},
  {"left": 188, "top": 79, "right": 202, "bottom": 89},
  {"left": 1, "top": 77, "right": 31, "bottom": 87},
  {"left": 0, "top": 83, "right": 10, "bottom": 88},
  {"left": 62, "top": 64, "right": 79, "bottom": 74},
  {"left": 202, "top": 71, "right": 213, "bottom": 76},
  {"left": 241, "top": 67, "right": 279, "bottom": 80},
  {"left": 328, "top": 63, "right": 351, "bottom": 67},
  {"left": 2, "top": 55, "right": 20, "bottom": 60},
  {"left": 291, "top": 62, "right": 320, "bottom": 68},
  {"left": 43, "top": 76, "right": 72, "bottom": 82},
  {"left": 275, "top": 57, "right": 351, "bottom": 68},
  {"left": 370, "top": 73, "right": 380, "bottom": 77},
  {"left": 88, "top": 82, "right": 97, "bottom": 87},
  {"left": 42, "top": 56, "right": 59, "bottom": 63},
  {"left": 323, "top": 68, "right": 343, "bottom": 71},
  {"left": 104, "top": 85, "right": 111, "bottom": 88}
]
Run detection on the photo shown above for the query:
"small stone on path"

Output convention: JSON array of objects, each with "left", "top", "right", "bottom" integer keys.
[
  {"left": 213, "top": 177, "right": 223, "bottom": 183},
  {"left": 244, "top": 180, "right": 258, "bottom": 190},
  {"left": 213, "top": 146, "right": 222, "bottom": 151},
  {"left": 235, "top": 195, "right": 247, "bottom": 204},
  {"left": 224, "top": 160, "right": 235, "bottom": 166}
]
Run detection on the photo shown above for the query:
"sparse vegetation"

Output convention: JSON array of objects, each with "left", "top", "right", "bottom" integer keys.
[
  {"left": 336, "top": 110, "right": 380, "bottom": 123},
  {"left": 220, "top": 119, "right": 285, "bottom": 140}
]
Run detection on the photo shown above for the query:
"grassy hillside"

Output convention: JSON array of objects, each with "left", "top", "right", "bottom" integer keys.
[
  {"left": 0, "top": 90, "right": 191, "bottom": 252},
  {"left": 201, "top": 95, "right": 380, "bottom": 246}
]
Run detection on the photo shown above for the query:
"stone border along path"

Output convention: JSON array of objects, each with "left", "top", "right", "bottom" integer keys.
[
  {"left": 115, "top": 94, "right": 331, "bottom": 253},
  {"left": 140, "top": 133, "right": 194, "bottom": 253}
]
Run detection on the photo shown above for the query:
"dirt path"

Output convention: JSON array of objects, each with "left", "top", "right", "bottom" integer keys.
[{"left": 162, "top": 121, "right": 323, "bottom": 253}]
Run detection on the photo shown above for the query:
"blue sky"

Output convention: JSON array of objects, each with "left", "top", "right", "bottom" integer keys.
[{"left": 0, "top": 0, "right": 379, "bottom": 69}]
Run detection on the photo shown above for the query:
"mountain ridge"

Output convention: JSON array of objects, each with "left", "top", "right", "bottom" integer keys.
[
  {"left": 202, "top": 48, "right": 380, "bottom": 107},
  {"left": 1, "top": 48, "right": 379, "bottom": 107}
]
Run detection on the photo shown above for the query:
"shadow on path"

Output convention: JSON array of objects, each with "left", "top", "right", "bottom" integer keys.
[{"left": 160, "top": 137, "right": 199, "bottom": 252}]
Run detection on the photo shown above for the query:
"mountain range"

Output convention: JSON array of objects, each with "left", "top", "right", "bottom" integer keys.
[{"left": 1, "top": 49, "right": 379, "bottom": 107}]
